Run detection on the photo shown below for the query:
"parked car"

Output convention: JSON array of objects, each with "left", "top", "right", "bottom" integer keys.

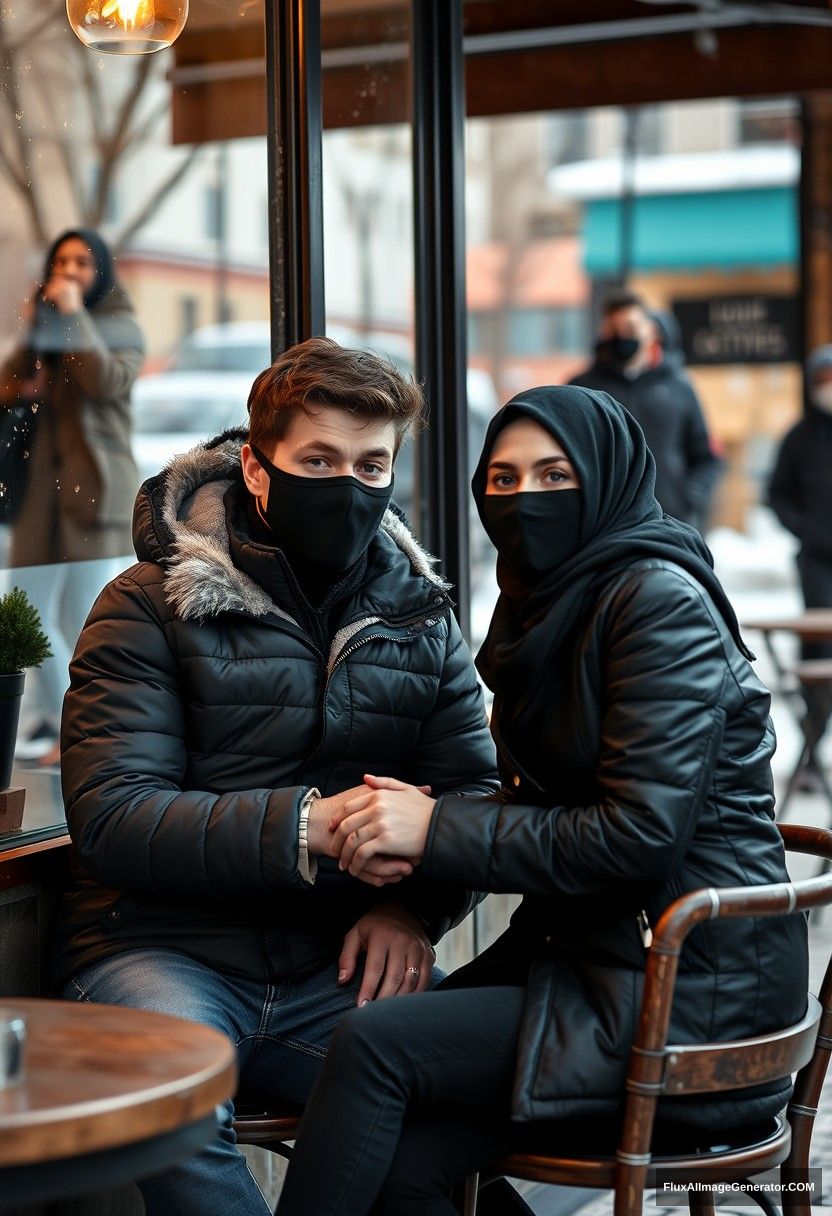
[{"left": 132, "top": 322, "right": 499, "bottom": 521}]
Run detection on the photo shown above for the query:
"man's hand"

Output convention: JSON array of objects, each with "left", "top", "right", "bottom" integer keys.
[
  {"left": 339, "top": 904, "right": 435, "bottom": 1005},
  {"left": 334, "top": 774, "right": 436, "bottom": 879},
  {"left": 42, "top": 275, "right": 83, "bottom": 315}
]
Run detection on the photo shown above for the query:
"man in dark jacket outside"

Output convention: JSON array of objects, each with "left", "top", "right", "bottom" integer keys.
[
  {"left": 53, "top": 338, "right": 499, "bottom": 1216},
  {"left": 769, "top": 343, "right": 832, "bottom": 789},
  {"left": 570, "top": 289, "right": 721, "bottom": 529}
]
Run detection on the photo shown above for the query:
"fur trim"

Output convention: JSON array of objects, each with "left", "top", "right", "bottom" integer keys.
[{"left": 154, "top": 434, "right": 448, "bottom": 622}]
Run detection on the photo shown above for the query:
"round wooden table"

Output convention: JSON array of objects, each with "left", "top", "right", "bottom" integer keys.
[{"left": 0, "top": 998, "right": 237, "bottom": 1204}]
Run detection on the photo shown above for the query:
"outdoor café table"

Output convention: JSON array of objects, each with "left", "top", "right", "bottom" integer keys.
[
  {"left": 0, "top": 998, "right": 236, "bottom": 1206},
  {"left": 743, "top": 610, "right": 832, "bottom": 822}
]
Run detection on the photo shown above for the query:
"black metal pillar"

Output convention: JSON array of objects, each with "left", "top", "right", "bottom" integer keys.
[
  {"left": 264, "top": 0, "right": 325, "bottom": 358},
  {"left": 412, "top": 0, "right": 471, "bottom": 640}
]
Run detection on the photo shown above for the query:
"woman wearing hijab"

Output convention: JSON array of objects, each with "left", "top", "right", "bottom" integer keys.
[
  {"left": 275, "top": 386, "right": 808, "bottom": 1216},
  {"left": 0, "top": 229, "right": 144, "bottom": 764}
]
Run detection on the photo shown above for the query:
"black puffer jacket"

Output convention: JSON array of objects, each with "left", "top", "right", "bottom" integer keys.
[
  {"left": 51, "top": 433, "right": 498, "bottom": 989},
  {"left": 424, "top": 559, "right": 808, "bottom": 1127}
]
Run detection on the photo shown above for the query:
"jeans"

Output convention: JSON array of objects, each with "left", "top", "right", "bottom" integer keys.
[
  {"left": 63, "top": 947, "right": 443, "bottom": 1216},
  {"left": 277, "top": 986, "right": 535, "bottom": 1216}
]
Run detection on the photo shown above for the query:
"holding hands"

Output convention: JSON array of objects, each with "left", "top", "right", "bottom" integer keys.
[{"left": 307, "top": 775, "right": 437, "bottom": 886}]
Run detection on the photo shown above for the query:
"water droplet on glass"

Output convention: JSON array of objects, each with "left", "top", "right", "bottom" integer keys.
[{"left": 73, "top": 485, "right": 80, "bottom": 494}]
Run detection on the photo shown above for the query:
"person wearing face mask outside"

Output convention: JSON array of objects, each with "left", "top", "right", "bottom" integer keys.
[
  {"left": 274, "top": 384, "right": 807, "bottom": 1216},
  {"left": 769, "top": 344, "right": 832, "bottom": 791},
  {"left": 52, "top": 337, "right": 501, "bottom": 1216},
  {"left": 0, "top": 228, "right": 144, "bottom": 767},
  {"left": 570, "top": 289, "right": 721, "bottom": 530}
]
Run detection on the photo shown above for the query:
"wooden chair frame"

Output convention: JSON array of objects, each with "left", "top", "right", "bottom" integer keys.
[{"left": 233, "top": 824, "right": 832, "bottom": 1216}]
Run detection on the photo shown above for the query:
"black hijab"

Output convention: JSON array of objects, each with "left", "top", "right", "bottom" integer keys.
[{"left": 472, "top": 385, "right": 751, "bottom": 728}]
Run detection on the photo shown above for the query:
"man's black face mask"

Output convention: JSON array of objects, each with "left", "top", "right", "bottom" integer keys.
[
  {"left": 595, "top": 336, "right": 640, "bottom": 366},
  {"left": 251, "top": 444, "right": 394, "bottom": 573}
]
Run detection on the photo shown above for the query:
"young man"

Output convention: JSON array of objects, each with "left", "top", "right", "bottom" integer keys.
[
  {"left": 53, "top": 337, "right": 498, "bottom": 1216},
  {"left": 570, "top": 289, "right": 721, "bottom": 529}
]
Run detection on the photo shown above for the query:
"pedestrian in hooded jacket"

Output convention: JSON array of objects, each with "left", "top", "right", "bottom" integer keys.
[
  {"left": 769, "top": 343, "right": 832, "bottom": 788},
  {"left": 275, "top": 385, "right": 807, "bottom": 1216},
  {"left": 570, "top": 289, "right": 721, "bottom": 529},
  {"left": 0, "top": 228, "right": 144, "bottom": 766},
  {"left": 53, "top": 337, "right": 505, "bottom": 1216}
]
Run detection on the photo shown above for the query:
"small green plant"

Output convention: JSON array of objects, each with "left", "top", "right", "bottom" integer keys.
[{"left": 0, "top": 587, "right": 53, "bottom": 675}]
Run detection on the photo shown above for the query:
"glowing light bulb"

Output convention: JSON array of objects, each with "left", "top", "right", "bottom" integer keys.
[{"left": 66, "top": 0, "right": 188, "bottom": 54}]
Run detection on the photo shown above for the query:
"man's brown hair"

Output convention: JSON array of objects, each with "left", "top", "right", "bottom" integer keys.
[{"left": 247, "top": 337, "right": 425, "bottom": 456}]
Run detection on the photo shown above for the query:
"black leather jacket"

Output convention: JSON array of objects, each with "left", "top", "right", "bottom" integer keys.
[{"left": 424, "top": 559, "right": 808, "bottom": 1127}]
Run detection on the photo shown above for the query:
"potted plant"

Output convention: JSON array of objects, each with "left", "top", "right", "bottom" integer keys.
[{"left": 0, "top": 587, "right": 52, "bottom": 797}]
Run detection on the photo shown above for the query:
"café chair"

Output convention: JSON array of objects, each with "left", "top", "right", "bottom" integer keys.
[
  {"left": 233, "top": 1100, "right": 302, "bottom": 1161},
  {"left": 465, "top": 822, "right": 832, "bottom": 1216},
  {"left": 233, "top": 824, "right": 832, "bottom": 1216}
]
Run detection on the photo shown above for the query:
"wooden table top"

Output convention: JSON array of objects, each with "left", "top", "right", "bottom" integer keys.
[
  {"left": 742, "top": 609, "right": 832, "bottom": 641},
  {"left": 0, "top": 999, "right": 237, "bottom": 1170}
]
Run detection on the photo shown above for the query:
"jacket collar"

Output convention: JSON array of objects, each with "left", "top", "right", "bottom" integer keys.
[{"left": 132, "top": 429, "right": 450, "bottom": 625}]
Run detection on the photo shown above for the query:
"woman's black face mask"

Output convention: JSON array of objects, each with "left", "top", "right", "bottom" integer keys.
[
  {"left": 481, "top": 488, "right": 583, "bottom": 580},
  {"left": 251, "top": 444, "right": 394, "bottom": 572}
]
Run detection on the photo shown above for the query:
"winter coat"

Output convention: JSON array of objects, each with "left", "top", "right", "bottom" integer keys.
[
  {"left": 0, "top": 285, "right": 143, "bottom": 564},
  {"left": 769, "top": 407, "right": 832, "bottom": 562},
  {"left": 423, "top": 559, "right": 808, "bottom": 1127},
  {"left": 569, "top": 360, "right": 721, "bottom": 527},
  {"left": 50, "top": 433, "right": 498, "bottom": 989}
]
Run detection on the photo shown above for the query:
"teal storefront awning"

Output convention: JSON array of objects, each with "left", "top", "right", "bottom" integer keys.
[{"left": 583, "top": 186, "right": 797, "bottom": 275}]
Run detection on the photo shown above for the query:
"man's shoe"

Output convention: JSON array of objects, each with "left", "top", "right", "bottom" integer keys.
[{"left": 14, "top": 720, "right": 58, "bottom": 761}]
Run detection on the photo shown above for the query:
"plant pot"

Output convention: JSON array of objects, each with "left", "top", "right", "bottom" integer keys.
[{"left": 0, "top": 672, "right": 25, "bottom": 791}]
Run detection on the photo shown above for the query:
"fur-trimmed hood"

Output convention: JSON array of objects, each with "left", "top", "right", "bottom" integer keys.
[{"left": 132, "top": 429, "right": 450, "bottom": 624}]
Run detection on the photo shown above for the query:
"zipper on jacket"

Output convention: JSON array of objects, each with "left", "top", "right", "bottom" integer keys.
[{"left": 307, "top": 604, "right": 448, "bottom": 764}]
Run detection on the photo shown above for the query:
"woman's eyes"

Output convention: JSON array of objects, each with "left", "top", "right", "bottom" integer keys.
[{"left": 490, "top": 469, "right": 570, "bottom": 489}]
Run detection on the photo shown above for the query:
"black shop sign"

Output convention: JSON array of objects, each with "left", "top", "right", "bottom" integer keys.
[{"left": 671, "top": 295, "right": 799, "bottom": 365}]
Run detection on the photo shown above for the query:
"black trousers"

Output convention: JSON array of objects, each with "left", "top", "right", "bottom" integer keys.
[
  {"left": 276, "top": 985, "right": 535, "bottom": 1216},
  {"left": 797, "top": 551, "right": 832, "bottom": 764}
]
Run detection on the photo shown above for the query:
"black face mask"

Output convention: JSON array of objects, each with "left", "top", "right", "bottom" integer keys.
[
  {"left": 481, "top": 489, "right": 583, "bottom": 581},
  {"left": 596, "top": 336, "right": 640, "bottom": 366},
  {"left": 251, "top": 445, "right": 393, "bottom": 573}
]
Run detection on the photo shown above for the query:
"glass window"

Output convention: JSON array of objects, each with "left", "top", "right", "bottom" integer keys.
[
  {"left": 0, "top": 3, "right": 268, "bottom": 838},
  {"left": 321, "top": 1, "right": 417, "bottom": 521}
]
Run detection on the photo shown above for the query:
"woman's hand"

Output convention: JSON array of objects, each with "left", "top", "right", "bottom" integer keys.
[
  {"left": 42, "top": 275, "right": 83, "bottom": 315},
  {"left": 332, "top": 774, "right": 436, "bottom": 879}
]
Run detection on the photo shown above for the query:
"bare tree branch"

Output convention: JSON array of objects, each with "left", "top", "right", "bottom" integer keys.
[
  {"left": 94, "top": 54, "right": 157, "bottom": 221},
  {"left": 113, "top": 144, "right": 206, "bottom": 253},
  {"left": 0, "top": 7, "right": 202, "bottom": 250},
  {"left": 28, "top": 58, "right": 88, "bottom": 220},
  {"left": 0, "top": 8, "right": 49, "bottom": 243}
]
